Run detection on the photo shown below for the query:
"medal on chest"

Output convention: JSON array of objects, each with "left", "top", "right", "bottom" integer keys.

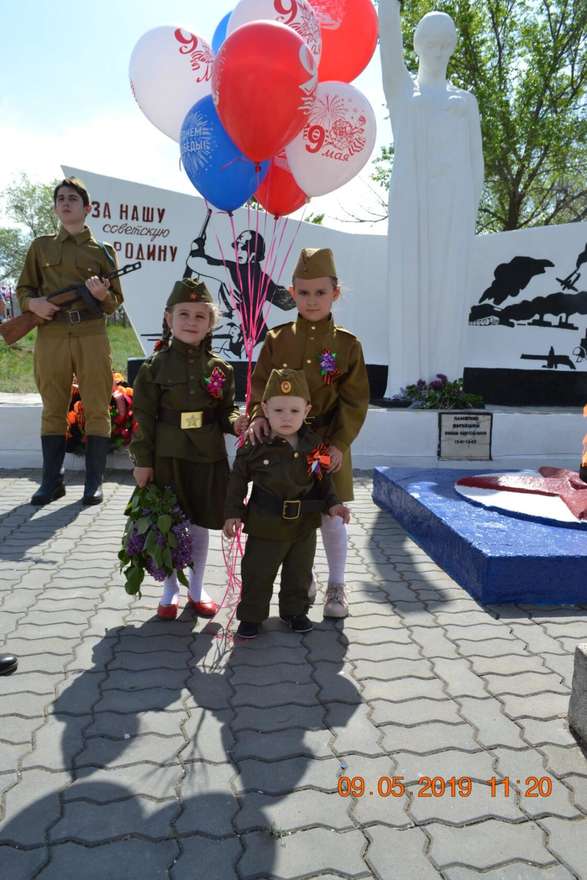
[
  {"left": 204, "top": 366, "right": 225, "bottom": 399},
  {"left": 319, "top": 349, "right": 340, "bottom": 384},
  {"left": 307, "top": 443, "right": 331, "bottom": 480}
]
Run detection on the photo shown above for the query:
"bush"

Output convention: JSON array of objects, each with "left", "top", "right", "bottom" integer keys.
[{"left": 395, "top": 374, "right": 484, "bottom": 410}]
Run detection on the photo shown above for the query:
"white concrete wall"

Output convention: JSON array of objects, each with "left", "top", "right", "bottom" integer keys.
[{"left": 2, "top": 402, "right": 583, "bottom": 472}]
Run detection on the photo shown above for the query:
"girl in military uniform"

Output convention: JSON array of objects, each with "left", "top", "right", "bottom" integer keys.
[
  {"left": 247, "top": 248, "right": 369, "bottom": 619},
  {"left": 130, "top": 278, "right": 247, "bottom": 619},
  {"left": 224, "top": 368, "right": 349, "bottom": 639}
]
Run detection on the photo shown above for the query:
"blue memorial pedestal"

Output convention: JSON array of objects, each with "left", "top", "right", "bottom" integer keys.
[{"left": 372, "top": 467, "right": 587, "bottom": 605}]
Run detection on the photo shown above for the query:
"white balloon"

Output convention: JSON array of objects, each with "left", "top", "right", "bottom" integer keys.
[
  {"left": 129, "top": 27, "right": 213, "bottom": 142},
  {"left": 227, "top": 0, "right": 322, "bottom": 66},
  {"left": 285, "top": 81, "right": 376, "bottom": 196}
]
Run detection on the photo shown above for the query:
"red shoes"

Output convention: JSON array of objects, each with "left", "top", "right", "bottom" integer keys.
[
  {"left": 187, "top": 598, "right": 219, "bottom": 618},
  {"left": 157, "top": 603, "right": 178, "bottom": 620},
  {"left": 157, "top": 599, "right": 219, "bottom": 619}
]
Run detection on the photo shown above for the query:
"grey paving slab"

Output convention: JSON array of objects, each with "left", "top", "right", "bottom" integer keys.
[
  {"left": 37, "top": 840, "right": 178, "bottom": 880},
  {"left": 366, "top": 826, "right": 442, "bottom": 879},
  {"left": 427, "top": 818, "right": 553, "bottom": 870},
  {"left": 172, "top": 837, "right": 242, "bottom": 880},
  {"left": 444, "top": 866, "right": 576, "bottom": 880},
  {"left": 1, "top": 473, "right": 585, "bottom": 880},
  {"left": 491, "top": 747, "right": 579, "bottom": 819},
  {"left": 239, "top": 828, "right": 369, "bottom": 878},
  {"left": 539, "top": 816, "right": 587, "bottom": 878}
]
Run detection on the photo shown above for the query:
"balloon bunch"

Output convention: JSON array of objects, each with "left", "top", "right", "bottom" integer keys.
[{"left": 129, "top": 0, "right": 379, "bottom": 216}]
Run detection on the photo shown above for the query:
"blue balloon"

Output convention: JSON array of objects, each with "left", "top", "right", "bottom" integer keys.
[
  {"left": 180, "top": 96, "right": 268, "bottom": 213},
  {"left": 212, "top": 11, "right": 231, "bottom": 55}
]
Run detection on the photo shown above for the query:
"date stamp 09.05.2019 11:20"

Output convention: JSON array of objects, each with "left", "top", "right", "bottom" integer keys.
[{"left": 337, "top": 775, "right": 555, "bottom": 799}]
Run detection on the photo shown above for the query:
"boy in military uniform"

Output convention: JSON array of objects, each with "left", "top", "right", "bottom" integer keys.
[
  {"left": 130, "top": 278, "right": 247, "bottom": 619},
  {"left": 224, "top": 368, "right": 350, "bottom": 639},
  {"left": 16, "top": 177, "right": 124, "bottom": 506},
  {"left": 247, "top": 248, "right": 369, "bottom": 618}
]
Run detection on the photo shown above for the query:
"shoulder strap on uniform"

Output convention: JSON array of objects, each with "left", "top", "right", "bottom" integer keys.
[{"left": 98, "top": 241, "right": 117, "bottom": 270}]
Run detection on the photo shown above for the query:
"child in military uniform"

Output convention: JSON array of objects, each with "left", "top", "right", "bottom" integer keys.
[
  {"left": 130, "top": 278, "right": 247, "bottom": 619},
  {"left": 16, "top": 177, "right": 124, "bottom": 506},
  {"left": 224, "top": 368, "right": 350, "bottom": 639},
  {"left": 247, "top": 248, "right": 369, "bottom": 619}
]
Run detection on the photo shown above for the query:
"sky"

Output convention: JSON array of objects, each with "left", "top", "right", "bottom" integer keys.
[{"left": 0, "top": 0, "right": 391, "bottom": 233}]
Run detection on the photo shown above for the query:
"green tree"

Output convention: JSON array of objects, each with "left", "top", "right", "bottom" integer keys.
[
  {"left": 0, "top": 174, "right": 59, "bottom": 283},
  {"left": 373, "top": 0, "right": 587, "bottom": 232}
]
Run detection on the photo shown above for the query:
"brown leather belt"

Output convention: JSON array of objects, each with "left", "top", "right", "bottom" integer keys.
[
  {"left": 250, "top": 485, "right": 326, "bottom": 520},
  {"left": 158, "top": 406, "right": 218, "bottom": 429},
  {"left": 53, "top": 309, "right": 101, "bottom": 324}
]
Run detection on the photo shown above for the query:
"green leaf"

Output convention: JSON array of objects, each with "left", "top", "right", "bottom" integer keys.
[
  {"left": 136, "top": 517, "right": 150, "bottom": 535},
  {"left": 163, "top": 548, "right": 173, "bottom": 570},
  {"left": 124, "top": 564, "right": 144, "bottom": 596},
  {"left": 144, "top": 531, "right": 158, "bottom": 559},
  {"left": 157, "top": 514, "right": 172, "bottom": 534},
  {"left": 167, "top": 532, "right": 177, "bottom": 549},
  {"left": 177, "top": 569, "right": 189, "bottom": 588}
]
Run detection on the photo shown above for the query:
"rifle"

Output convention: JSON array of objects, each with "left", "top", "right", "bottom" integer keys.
[
  {"left": 0, "top": 262, "right": 142, "bottom": 347},
  {"left": 520, "top": 351, "right": 576, "bottom": 370}
]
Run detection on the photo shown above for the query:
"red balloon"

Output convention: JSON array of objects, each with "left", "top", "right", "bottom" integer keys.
[
  {"left": 309, "top": 0, "right": 378, "bottom": 82},
  {"left": 212, "top": 21, "right": 318, "bottom": 163},
  {"left": 255, "top": 153, "right": 308, "bottom": 216}
]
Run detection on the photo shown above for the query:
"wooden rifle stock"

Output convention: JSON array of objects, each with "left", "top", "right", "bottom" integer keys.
[{"left": 0, "top": 262, "right": 142, "bottom": 346}]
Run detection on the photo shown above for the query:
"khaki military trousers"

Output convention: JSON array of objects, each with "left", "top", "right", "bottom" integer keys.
[
  {"left": 237, "top": 530, "right": 316, "bottom": 624},
  {"left": 34, "top": 326, "right": 112, "bottom": 437}
]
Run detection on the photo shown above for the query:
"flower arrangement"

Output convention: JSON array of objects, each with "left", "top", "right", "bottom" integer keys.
[
  {"left": 66, "top": 372, "right": 139, "bottom": 454},
  {"left": 119, "top": 484, "right": 193, "bottom": 596},
  {"left": 319, "top": 349, "right": 340, "bottom": 384},
  {"left": 394, "top": 374, "right": 484, "bottom": 410},
  {"left": 204, "top": 365, "right": 226, "bottom": 399}
]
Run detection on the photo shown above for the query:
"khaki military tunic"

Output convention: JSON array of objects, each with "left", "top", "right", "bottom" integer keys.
[
  {"left": 16, "top": 226, "right": 124, "bottom": 437},
  {"left": 249, "top": 315, "right": 369, "bottom": 501},
  {"left": 130, "top": 338, "right": 240, "bottom": 528},
  {"left": 225, "top": 426, "right": 339, "bottom": 622}
]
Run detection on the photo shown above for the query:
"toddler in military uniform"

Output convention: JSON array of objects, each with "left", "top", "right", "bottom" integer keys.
[
  {"left": 224, "top": 368, "right": 350, "bottom": 639},
  {"left": 247, "top": 248, "right": 369, "bottom": 619},
  {"left": 130, "top": 278, "right": 247, "bottom": 619}
]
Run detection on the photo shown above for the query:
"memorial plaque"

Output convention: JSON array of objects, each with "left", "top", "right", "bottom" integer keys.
[{"left": 438, "top": 411, "right": 493, "bottom": 461}]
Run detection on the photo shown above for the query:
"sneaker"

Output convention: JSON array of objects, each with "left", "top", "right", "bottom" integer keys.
[
  {"left": 307, "top": 578, "right": 317, "bottom": 606},
  {"left": 236, "top": 621, "right": 259, "bottom": 639},
  {"left": 280, "top": 613, "right": 313, "bottom": 633},
  {"left": 323, "top": 584, "right": 349, "bottom": 619}
]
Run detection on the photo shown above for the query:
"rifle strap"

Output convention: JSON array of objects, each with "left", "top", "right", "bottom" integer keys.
[{"left": 97, "top": 241, "right": 117, "bottom": 272}]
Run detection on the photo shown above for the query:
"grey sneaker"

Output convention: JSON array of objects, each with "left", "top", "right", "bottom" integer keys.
[
  {"left": 307, "top": 578, "right": 318, "bottom": 605},
  {"left": 323, "top": 584, "right": 349, "bottom": 619}
]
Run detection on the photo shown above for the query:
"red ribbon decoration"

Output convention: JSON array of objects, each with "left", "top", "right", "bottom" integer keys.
[{"left": 306, "top": 443, "right": 331, "bottom": 479}]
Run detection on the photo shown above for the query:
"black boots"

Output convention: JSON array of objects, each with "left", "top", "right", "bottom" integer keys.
[
  {"left": 82, "top": 435, "right": 110, "bottom": 505},
  {"left": 31, "top": 435, "right": 66, "bottom": 506}
]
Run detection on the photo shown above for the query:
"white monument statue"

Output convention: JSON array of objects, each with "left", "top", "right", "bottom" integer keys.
[{"left": 379, "top": 0, "right": 484, "bottom": 396}]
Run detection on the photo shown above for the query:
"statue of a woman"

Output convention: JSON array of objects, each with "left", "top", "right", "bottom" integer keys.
[{"left": 379, "top": 0, "right": 484, "bottom": 395}]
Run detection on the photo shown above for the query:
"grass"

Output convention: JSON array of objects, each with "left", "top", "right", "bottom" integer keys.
[{"left": 0, "top": 323, "right": 144, "bottom": 393}]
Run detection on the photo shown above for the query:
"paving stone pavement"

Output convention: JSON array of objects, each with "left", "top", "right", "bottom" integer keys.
[{"left": 1, "top": 470, "right": 586, "bottom": 879}]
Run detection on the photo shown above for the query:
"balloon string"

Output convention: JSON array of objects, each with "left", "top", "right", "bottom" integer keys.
[{"left": 202, "top": 201, "right": 306, "bottom": 640}]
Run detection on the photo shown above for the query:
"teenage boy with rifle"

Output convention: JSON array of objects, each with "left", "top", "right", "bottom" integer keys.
[{"left": 16, "top": 177, "right": 126, "bottom": 506}]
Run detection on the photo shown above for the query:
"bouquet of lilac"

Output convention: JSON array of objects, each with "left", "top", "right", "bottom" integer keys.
[{"left": 119, "top": 484, "right": 192, "bottom": 596}]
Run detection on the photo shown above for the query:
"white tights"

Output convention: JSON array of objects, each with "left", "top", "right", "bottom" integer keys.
[
  {"left": 320, "top": 513, "right": 347, "bottom": 585},
  {"left": 160, "top": 524, "right": 211, "bottom": 605}
]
